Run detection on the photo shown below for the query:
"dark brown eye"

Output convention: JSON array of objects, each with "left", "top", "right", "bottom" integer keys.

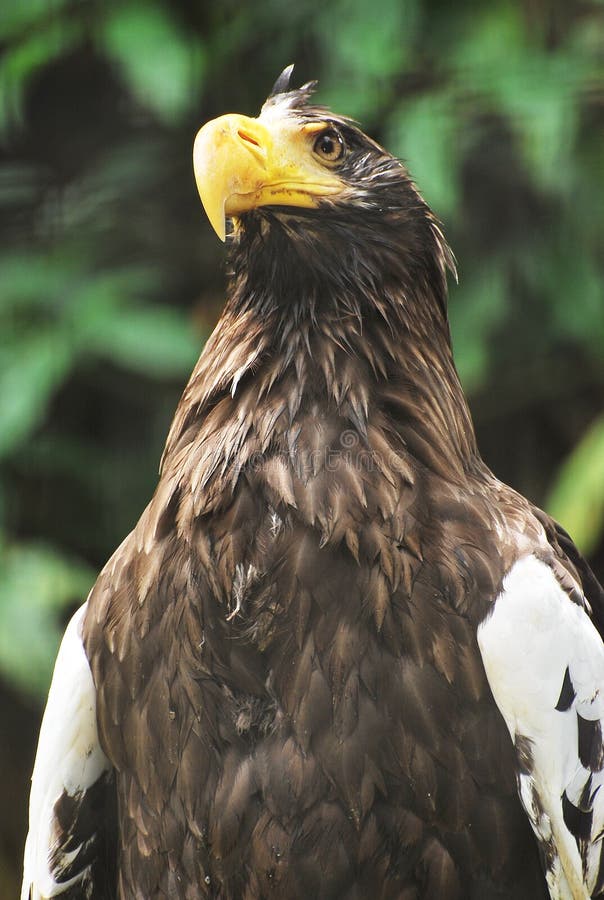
[{"left": 313, "top": 129, "right": 344, "bottom": 162}]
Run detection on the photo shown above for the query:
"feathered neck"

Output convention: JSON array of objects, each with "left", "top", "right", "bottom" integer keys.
[{"left": 162, "top": 211, "right": 478, "bottom": 489}]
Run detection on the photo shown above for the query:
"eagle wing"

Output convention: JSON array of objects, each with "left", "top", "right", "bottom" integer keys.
[
  {"left": 21, "top": 603, "right": 116, "bottom": 899},
  {"left": 478, "top": 552, "right": 604, "bottom": 900}
]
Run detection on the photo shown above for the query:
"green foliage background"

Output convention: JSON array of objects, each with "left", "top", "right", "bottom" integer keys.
[{"left": 0, "top": 0, "right": 603, "bottom": 892}]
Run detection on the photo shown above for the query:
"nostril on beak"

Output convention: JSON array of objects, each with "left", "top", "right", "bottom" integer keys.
[{"left": 237, "top": 130, "right": 260, "bottom": 148}]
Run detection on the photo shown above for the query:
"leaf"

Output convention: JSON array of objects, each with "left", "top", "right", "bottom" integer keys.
[
  {"left": 388, "top": 92, "right": 459, "bottom": 218},
  {"left": 492, "top": 56, "right": 581, "bottom": 194},
  {"left": 0, "top": 539, "right": 94, "bottom": 698},
  {"left": 317, "top": 0, "right": 419, "bottom": 119},
  {"left": 449, "top": 4, "right": 526, "bottom": 74},
  {"left": 0, "top": 0, "right": 71, "bottom": 41},
  {"left": 0, "top": 251, "right": 80, "bottom": 313},
  {"left": 64, "top": 266, "right": 160, "bottom": 335},
  {"left": 99, "top": 2, "right": 205, "bottom": 124},
  {"left": 0, "top": 20, "right": 80, "bottom": 133},
  {"left": 85, "top": 304, "right": 203, "bottom": 377},
  {"left": 322, "top": 0, "right": 417, "bottom": 76},
  {"left": 546, "top": 415, "right": 604, "bottom": 556},
  {"left": 0, "top": 251, "right": 198, "bottom": 454},
  {"left": 548, "top": 244, "right": 604, "bottom": 356},
  {"left": 449, "top": 263, "right": 507, "bottom": 393},
  {"left": 450, "top": 6, "right": 588, "bottom": 193},
  {"left": 0, "top": 331, "right": 74, "bottom": 458}
]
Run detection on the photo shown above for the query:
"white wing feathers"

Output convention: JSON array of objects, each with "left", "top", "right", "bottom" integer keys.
[
  {"left": 478, "top": 554, "right": 604, "bottom": 900},
  {"left": 22, "top": 602, "right": 112, "bottom": 899}
]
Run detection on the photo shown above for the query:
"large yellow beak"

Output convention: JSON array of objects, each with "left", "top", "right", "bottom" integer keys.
[{"left": 193, "top": 113, "right": 344, "bottom": 241}]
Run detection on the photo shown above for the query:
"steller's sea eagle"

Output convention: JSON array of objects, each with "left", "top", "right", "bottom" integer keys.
[{"left": 22, "top": 67, "right": 604, "bottom": 900}]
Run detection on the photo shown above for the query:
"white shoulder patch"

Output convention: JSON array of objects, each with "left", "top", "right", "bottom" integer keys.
[
  {"left": 478, "top": 554, "right": 604, "bottom": 900},
  {"left": 22, "top": 602, "right": 111, "bottom": 899}
]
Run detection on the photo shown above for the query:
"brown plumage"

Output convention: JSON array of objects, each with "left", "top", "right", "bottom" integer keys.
[{"left": 23, "top": 70, "right": 604, "bottom": 900}]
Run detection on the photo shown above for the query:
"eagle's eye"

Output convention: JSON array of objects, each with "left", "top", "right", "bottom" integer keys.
[{"left": 313, "top": 129, "right": 345, "bottom": 163}]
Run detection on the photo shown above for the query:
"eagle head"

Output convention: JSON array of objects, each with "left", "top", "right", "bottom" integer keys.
[{"left": 192, "top": 67, "right": 454, "bottom": 302}]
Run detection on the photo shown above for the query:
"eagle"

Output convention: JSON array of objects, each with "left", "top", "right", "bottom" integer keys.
[{"left": 22, "top": 67, "right": 604, "bottom": 900}]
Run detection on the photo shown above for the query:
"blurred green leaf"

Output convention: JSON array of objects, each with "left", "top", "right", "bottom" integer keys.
[
  {"left": 99, "top": 2, "right": 205, "bottom": 123},
  {"left": 0, "top": 0, "right": 71, "bottom": 41},
  {"left": 0, "top": 20, "right": 80, "bottom": 133},
  {"left": 449, "top": 6, "right": 588, "bottom": 192},
  {"left": 549, "top": 247, "right": 604, "bottom": 357},
  {"left": 0, "top": 244, "right": 200, "bottom": 458},
  {"left": 65, "top": 266, "right": 160, "bottom": 334},
  {"left": 0, "top": 331, "right": 73, "bottom": 458},
  {"left": 450, "top": 4, "right": 526, "bottom": 76},
  {"left": 546, "top": 415, "right": 604, "bottom": 556},
  {"left": 85, "top": 304, "right": 202, "bottom": 377},
  {"left": 490, "top": 55, "right": 582, "bottom": 194},
  {"left": 389, "top": 92, "right": 459, "bottom": 217},
  {"left": 0, "top": 539, "right": 94, "bottom": 697},
  {"left": 449, "top": 264, "right": 507, "bottom": 392},
  {"left": 318, "top": 0, "right": 418, "bottom": 120},
  {"left": 0, "top": 251, "right": 79, "bottom": 313}
]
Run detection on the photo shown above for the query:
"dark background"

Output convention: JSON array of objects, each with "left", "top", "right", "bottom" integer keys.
[{"left": 1, "top": 1, "right": 603, "bottom": 894}]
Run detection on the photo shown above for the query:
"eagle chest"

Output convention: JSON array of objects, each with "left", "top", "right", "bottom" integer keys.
[
  {"left": 168, "top": 436, "right": 509, "bottom": 824},
  {"left": 81, "top": 394, "right": 537, "bottom": 900}
]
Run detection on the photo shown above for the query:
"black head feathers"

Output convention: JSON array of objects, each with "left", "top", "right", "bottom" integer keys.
[
  {"left": 269, "top": 64, "right": 295, "bottom": 97},
  {"left": 264, "top": 64, "right": 318, "bottom": 112}
]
